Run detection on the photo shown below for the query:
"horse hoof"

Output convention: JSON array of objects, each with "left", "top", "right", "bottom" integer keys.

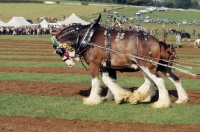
[
  {"left": 151, "top": 101, "right": 171, "bottom": 108},
  {"left": 140, "top": 96, "right": 151, "bottom": 102},
  {"left": 175, "top": 99, "right": 188, "bottom": 104},
  {"left": 115, "top": 98, "right": 124, "bottom": 104},
  {"left": 83, "top": 97, "right": 102, "bottom": 105},
  {"left": 130, "top": 100, "right": 138, "bottom": 105},
  {"left": 128, "top": 97, "right": 138, "bottom": 105}
]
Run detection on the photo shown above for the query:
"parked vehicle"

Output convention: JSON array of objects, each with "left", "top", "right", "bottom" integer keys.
[
  {"left": 195, "top": 20, "right": 200, "bottom": 25},
  {"left": 157, "top": 7, "right": 169, "bottom": 11},
  {"left": 150, "top": 18, "right": 156, "bottom": 23},
  {"left": 107, "top": 12, "right": 113, "bottom": 18},
  {"left": 188, "top": 21, "right": 192, "bottom": 25},
  {"left": 163, "top": 18, "right": 169, "bottom": 24},
  {"left": 157, "top": 19, "right": 162, "bottom": 23},
  {"left": 170, "top": 20, "right": 176, "bottom": 24},
  {"left": 182, "top": 20, "right": 187, "bottom": 24},
  {"left": 144, "top": 18, "right": 150, "bottom": 23}
]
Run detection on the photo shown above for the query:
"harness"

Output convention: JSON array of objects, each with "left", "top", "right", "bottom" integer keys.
[
  {"left": 75, "top": 23, "right": 100, "bottom": 55},
  {"left": 103, "top": 27, "right": 113, "bottom": 67},
  {"left": 52, "top": 23, "right": 155, "bottom": 70}
]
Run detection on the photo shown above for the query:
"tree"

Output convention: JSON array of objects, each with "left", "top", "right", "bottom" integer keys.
[
  {"left": 174, "top": 0, "right": 191, "bottom": 9},
  {"left": 163, "top": 0, "right": 174, "bottom": 8},
  {"left": 190, "top": 0, "right": 199, "bottom": 9}
]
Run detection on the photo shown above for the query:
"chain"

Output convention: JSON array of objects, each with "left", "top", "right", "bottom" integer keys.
[{"left": 87, "top": 42, "right": 197, "bottom": 77}]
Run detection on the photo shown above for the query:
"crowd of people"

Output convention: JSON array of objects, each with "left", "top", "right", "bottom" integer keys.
[{"left": 0, "top": 25, "right": 53, "bottom": 35}]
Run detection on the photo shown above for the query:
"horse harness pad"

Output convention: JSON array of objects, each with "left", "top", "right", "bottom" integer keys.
[
  {"left": 76, "top": 23, "right": 100, "bottom": 55},
  {"left": 115, "top": 28, "right": 126, "bottom": 42}
]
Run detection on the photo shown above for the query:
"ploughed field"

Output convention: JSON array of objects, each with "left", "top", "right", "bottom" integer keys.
[{"left": 0, "top": 38, "right": 200, "bottom": 132}]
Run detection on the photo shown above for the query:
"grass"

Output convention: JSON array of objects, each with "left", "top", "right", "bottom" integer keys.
[
  {"left": 0, "top": 3, "right": 200, "bottom": 30},
  {"left": 0, "top": 72, "right": 199, "bottom": 89},
  {"left": 0, "top": 61, "right": 85, "bottom": 68},
  {"left": 0, "top": 3, "right": 115, "bottom": 23},
  {"left": 0, "top": 4, "right": 200, "bottom": 125},
  {"left": 0, "top": 94, "right": 200, "bottom": 125}
]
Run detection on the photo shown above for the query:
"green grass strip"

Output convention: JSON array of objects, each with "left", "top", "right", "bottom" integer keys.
[
  {"left": 0, "top": 35, "right": 51, "bottom": 41},
  {"left": 0, "top": 55, "right": 58, "bottom": 59},
  {"left": 0, "top": 94, "right": 199, "bottom": 125},
  {"left": 0, "top": 61, "right": 85, "bottom": 68},
  {"left": 178, "top": 58, "right": 200, "bottom": 63},
  {"left": 0, "top": 72, "right": 199, "bottom": 89}
]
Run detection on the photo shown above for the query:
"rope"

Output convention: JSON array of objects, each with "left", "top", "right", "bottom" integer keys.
[{"left": 87, "top": 42, "right": 197, "bottom": 77}]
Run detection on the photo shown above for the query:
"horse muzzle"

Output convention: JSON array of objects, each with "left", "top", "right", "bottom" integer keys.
[
  {"left": 62, "top": 56, "right": 75, "bottom": 67},
  {"left": 55, "top": 48, "right": 75, "bottom": 67}
]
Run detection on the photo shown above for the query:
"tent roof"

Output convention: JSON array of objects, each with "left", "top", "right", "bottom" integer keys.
[
  {"left": 39, "top": 19, "right": 49, "bottom": 28},
  {"left": 0, "top": 20, "right": 6, "bottom": 26},
  {"left": 6, "top": 16, "right": 32, "bottom": 27},
  {"left": 40, "top": 19, "right": 49, "bottom": 25},
  {"left": 62, "top": 13, "right": 89, "bottom": 25}
]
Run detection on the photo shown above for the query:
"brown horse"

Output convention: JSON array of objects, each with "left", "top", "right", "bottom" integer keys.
[{"left": 52, "top": 14, "right": 188, "bottom": 108}]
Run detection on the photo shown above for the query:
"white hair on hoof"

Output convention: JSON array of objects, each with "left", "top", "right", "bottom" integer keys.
[
  {"left": 103, "top": 89, "right": 114, "bottom": 100},
  {"left": 102, "top": 72, "right": 132, "bottom": 104},
  {"left": 140, "top": 67, "right": 171, "bottom": 108},
  {"left": 83, "top": 77, "right": 103, "bottom": 105},
  {"left": 128, "top": 72, "right": 157, "bottom": 104}
]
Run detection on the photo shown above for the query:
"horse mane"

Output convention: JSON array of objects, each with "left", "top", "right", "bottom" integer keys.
[
  {"left": 159, "top": 41, "right": 169, "bottom": 49},
  {"left": 56, "top": 24, "right": 85, "bottom": 38}
]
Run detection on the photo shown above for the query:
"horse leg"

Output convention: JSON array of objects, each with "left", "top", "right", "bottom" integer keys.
[
  {"left": 102, "top": 71, "right": 132, "bottom": 104},
  {"left": 102, "top": 69, "right": 116, "bottom": 100},
  {"left": 83, "top": 77, "right": 103, "bottom": 105},
  {"left": 161, "top": 70, "right": 188, "bottom": 104},
  {"left": 141, "top": 66, "right": 171, "bottom": 108},
  {"left": 128, "top": 71, "right": 157, "bottom": 104},
  {"left": 83, "top": 64, "right": 102, "bottom": 105}
]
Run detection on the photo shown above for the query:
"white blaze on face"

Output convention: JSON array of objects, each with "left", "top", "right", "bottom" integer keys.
[
  {"left": 64, "top": 58, "right": 75, "bottom": 67},
  {"left": 62, "top": 51, "right": 75, "bottom": 67},
  {"left": 68, "top": 50, "right": 75, "bottom": 57}
]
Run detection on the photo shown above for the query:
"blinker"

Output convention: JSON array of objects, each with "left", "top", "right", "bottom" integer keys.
[{"left": 56, "top": 48, "right": 66, "bottom": 57}]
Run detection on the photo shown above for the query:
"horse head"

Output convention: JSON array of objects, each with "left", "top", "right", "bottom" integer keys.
[{"left": 51, "top": 15, "right": 101, "bottom": 67}]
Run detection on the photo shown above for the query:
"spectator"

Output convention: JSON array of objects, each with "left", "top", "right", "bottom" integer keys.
[
  {"left": 163, "top": 28, "right": 168, "bottom": 39},
  {"left": 169, "top": 43, "right": 178, "bottom": 60},
  {"left": 193, "top": 28, "right": 196, "bottom": 36},
  {"left": 176, "top": 33, "right": 181, "bottom": 48},
  {"left": 198, "top": 31, "right": 200, "bottom": 38}
]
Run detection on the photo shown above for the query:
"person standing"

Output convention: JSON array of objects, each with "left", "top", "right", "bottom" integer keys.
[
  {"left": 193, "top": 28, "right": 196, "bottom": 36},
  {"left": 176, "top": 33, "right": 181, "bottom": 48},
  {"left": 169, "top": 43, "right": 178, "bottom": 60}
]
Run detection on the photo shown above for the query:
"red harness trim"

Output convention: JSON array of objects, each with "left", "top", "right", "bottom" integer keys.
[{"left": 64, "top": 52, "right": 70, "bottom": 59}]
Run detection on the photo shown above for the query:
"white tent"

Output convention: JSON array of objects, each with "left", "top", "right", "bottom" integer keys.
[
  {"left": 39, "top": 19, "right": 49, "bottom": 28},
  {"left": 0, "top": 20, "right": 6, "bottom": 26},
  {"left": 6, "top": 16, "right": 32, "bottom": 27},
  {"left": 61, "top": 13, "right": 89, "bottom": 26}
]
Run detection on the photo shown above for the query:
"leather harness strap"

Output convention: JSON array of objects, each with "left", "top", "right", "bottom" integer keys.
[
  {"left": 143, "top": 32, "right": 153, "bottom": 61},
  {"left": 104, "top": 27, "right": 113, "bottom": 67}
]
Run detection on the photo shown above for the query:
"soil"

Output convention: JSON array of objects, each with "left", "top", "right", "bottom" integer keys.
[{"left": 0, "top": 39, "right": 200, "bottom": 132}]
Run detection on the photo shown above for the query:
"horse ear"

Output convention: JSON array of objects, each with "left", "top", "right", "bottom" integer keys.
[{"left": 95, "top": 14, "right": 101, "bottom": 24}]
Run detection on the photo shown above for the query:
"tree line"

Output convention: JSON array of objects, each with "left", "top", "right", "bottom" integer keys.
[
  {"left": 81, "top": 0, "right": 200, "bottom": 9},
  {"left": 0, "top": 0, "right": 199, "bottom": 10}
]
